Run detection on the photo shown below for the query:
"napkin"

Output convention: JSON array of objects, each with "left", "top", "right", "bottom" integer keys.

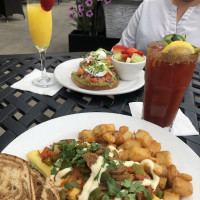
[
  {"left": 11, "top": 69, "right": 62, "bottom": 96},
  {"left": 129, "top": 102, "right": 199, "bottom": 136}
]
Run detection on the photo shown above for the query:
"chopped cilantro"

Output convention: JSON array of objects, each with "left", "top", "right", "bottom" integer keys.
[
  {"left": 89, "top": 141, "right": 100, "bottom": 152},
  {"left": 117, "top": 190, "right": 129, "bottom": 198},
  {"left": 71, "top": 180, "right": 79, "bottom": 188},
  {"left": 30, "top": 162, "right": 35, "bottom": 168},
  {"left": 51, "top": 167, "right": 58, "bottom": 175},
  {"left": 121, "top": 179, "right": 132, "bottom": 188},
  {"left": 107, "top": 177, "right": 121, "bottom": 196},
  {"left": 64, "top": 181, "right": 79, "bottom": 190},
  {"left": 116, "top": 180, "right": 152, "bottom": 200},
  {"left": 64, "top": 182, "right": 72, "bottom": 190},
  {"left": 102, "top": 194, "right": 110, "bottom": 200},
  {"left": 51, "top": 140, "right": 87, "bottom": 175}
]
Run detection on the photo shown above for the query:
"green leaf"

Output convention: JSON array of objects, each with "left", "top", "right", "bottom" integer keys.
[
  {"left": 54, "top": 158, "right": 63, "bottom": 168},
  {"left": 89, "top": 141, "right": 100, "bottom": 152},
  {"left": 143, "top": 189, "right": 152, "bottom": 200},
  {"left": 121, "top": 179, "right": 132, "bottom": 188},
  {"left": 30, "top": 162, "right": 35, "bottom": 169},
  {"left": 51, "top": 167, "right": 58, "bottom": 175},
  {"left": 71, "top": 180, "right": 79, "bottom": 188},
  {"left": 129, "top": 181, "right": 143, "bottom": 193},
  {"left": 102, "top": 194, "right": 110, "bottom": 200},
  {"left": 64, "top": 182, "right": 72, "bottom": 190},
  {"left": 107, "top": 177, "right": 121, "bottom": 196},
  {"left": 127, "top": 193, "right": 136, "bottom": 200},
  {"left": 116, "top": 190, "right": 129, "bottom": 198}
]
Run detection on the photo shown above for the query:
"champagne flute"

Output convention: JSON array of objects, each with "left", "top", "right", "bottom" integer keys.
[{"left": 27, "top": 0, "right": 55, "bottom": 87}]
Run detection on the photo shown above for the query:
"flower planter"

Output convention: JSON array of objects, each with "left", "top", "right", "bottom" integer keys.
[{"left": 68, "top": 30, "right": 120, "bottom": 52}]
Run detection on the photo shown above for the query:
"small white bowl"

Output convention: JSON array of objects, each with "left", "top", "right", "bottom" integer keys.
[{"left": 111, "top": 55, "right": 146, "bottom": 81}]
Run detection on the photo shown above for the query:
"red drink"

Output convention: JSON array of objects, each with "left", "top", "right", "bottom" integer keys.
[{"left": 143, "top": 42, "right": 199, "bottom": 127}]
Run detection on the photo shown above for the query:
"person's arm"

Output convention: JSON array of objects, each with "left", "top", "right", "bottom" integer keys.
[{"left": 117, "top": 3, "right": 144, "bottom": 48}]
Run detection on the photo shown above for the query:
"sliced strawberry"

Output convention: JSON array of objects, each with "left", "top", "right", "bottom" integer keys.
[
  {"left": 40, "top": 0, "right": 55, "bottom": 11},
  {"left": 136, "top": 50, "right": 144, "bottom": 56},
  {"left": 121, "top": 53, "right": 129, "bottom": 60},
  {"left": 125, "top": 47, "right": 138, "bottom": 57},
  {"left": 113, "top": 45, "right": 128, "bottom": 53}
]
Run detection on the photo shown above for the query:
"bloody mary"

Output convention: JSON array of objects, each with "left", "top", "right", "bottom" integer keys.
[{"left": 143, "top": 41, "right": 199, "bottom": 127}]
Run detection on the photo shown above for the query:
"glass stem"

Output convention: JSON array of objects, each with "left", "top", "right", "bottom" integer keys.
[{"left": 39, "top": 49, "right": 49, "bottom": 82}]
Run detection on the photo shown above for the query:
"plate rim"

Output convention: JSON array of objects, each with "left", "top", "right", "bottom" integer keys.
[{"left": 54, "top": 58, "right": 145, "bottom": 95}]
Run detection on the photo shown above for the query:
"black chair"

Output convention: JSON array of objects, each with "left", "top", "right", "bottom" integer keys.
[{"left": 0, "top": 0, "right": 25, "bottom": 21}]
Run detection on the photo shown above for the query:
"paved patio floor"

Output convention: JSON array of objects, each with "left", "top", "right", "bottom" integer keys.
[{"left": 0, "top": 1, "right": 75, "bottom": 55}]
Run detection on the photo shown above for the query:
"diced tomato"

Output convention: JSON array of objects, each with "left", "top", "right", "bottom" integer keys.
[
  {"left": 136, "top": 51, "right": 144, "bottom": 56},
  {"left": 113, "top": 45, "right": 128, "bottom": 54},
  {"left": 100, "top": 77, "right": 106, "bottom": 82},
  {"left": 125, "top": 47, "right": 138, "bottom": 57},
  {"left": 135, "top": 174, "right": 144, "bottom": 181},
  {"left": 77, "top": 68, "right": 85, "bottom": 76},
  {"left": 105, "top": 73, "right": 111, "bottom": 80},
  {"left": 40, "top": 147, "right": 58, "bottom": 161},
  {"left": 98, "top": 77, "right": 106, "bottom": 85},
  {"left": 84, "top": 74, "right": 91, "bottom": 82},
  {"left": 91, "top": 77, "right": 98, "bottom": 83},
  {"left": 106, "top": 55, "right": 112, "bottom": 64}
]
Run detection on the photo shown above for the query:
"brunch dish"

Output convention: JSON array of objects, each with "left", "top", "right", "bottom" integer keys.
[
  {"left": 2, "top": 113, "right": 200, "bottom": 200},
  {"left": 54, "top": 59, "right": 145, "bottom": 96},
  {"left": 112, "top": 45, "right": 145, "bottom": 63},
  {"left": 71, "top": 48, "right": 119, "bottom": 91},
  {"left": 111, "top": 45, "right": 146, "bottom": 81}
]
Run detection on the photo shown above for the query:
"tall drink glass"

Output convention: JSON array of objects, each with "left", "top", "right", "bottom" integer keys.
[
  {"left": 143, "top": 41, "right": 199, "bottom": 128},
  {"left": 27, "top": 0, "right": 55, "bottom": 87}
]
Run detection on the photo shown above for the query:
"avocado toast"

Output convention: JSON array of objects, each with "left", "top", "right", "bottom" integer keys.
[{"left": 71, "top": 49, "right": 119, "bottom": 90}]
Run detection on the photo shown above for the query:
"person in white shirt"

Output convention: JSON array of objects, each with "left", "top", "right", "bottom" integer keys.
[{"left": 117, "top": 0, "right": 200, "bottom": 53}]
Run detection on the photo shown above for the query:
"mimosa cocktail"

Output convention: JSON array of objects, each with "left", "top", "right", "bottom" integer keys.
[
  {"left": 27, "top": 4, "right": 52, "bottom": 48},
  {"left": 27, "top": 0, "right": 55, "bottom": 88}
]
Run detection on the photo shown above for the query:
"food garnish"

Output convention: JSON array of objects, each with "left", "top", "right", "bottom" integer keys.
[
  {"left": 40, "top": 0, "right": 55, "bottom": 11},
  {"left": 162, "top": 41, "right": 195, "bottom": 54}
]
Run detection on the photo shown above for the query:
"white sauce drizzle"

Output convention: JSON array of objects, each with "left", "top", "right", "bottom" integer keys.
[
  {"left": 50, "top": 167, "right": 72, "bottom": 186},
  {"left": 78, "top": 156, "right": 108, "bottom": 200},
  {"left": 141, "top": 159, "right": 160, "bottom": 191}
]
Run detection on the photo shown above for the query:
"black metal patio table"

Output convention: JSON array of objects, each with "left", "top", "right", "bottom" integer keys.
[{"left": 0, "top": 52, "right": 200, "bottom": 158}]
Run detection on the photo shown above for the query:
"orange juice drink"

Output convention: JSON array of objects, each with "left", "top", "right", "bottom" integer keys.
[{"left": 27, "top": 4, "right": 52, "bottom": 48}]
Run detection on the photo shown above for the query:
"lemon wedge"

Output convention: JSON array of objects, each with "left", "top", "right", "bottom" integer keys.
[{"left": 162, "top": 41, "right": 195, "bottom": 54}]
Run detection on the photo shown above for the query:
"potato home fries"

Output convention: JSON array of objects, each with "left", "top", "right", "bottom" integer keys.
[{"left": 27, "top": 124, "right": 193, "bottom": 200}]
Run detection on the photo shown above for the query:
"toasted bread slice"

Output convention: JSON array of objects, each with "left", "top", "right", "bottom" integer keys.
[
  {"left": 40, "top": 178, "right": 60, "bottom": 200},
  {"left": 71, "top": 73, "right": 119, "bottom": 90},
  {"left": 29, "top": 165, "right": 46, "bottom": 200},
  {"left": 0, "top": 153, "right": 34, "bottom": 200}
]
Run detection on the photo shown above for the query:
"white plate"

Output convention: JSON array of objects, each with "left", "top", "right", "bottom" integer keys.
[
  {"left": 2, "top": 112, "right": 200, "bottom": 200},
  {"left": 54, "top": 58, "right": 145, "bottom": 95}
]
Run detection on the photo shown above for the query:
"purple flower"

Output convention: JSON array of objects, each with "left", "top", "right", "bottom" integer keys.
[
  {"left": 69, "top": 13, "right": 74, "bottom": 19},
  {"left": 78, "top": 11, "right": 83, "bottom": 17},
  {"left": 69, "top": 6, "right": 74, "bottom": 12},
  {"left": 78, "top": 4, "right": 84, "bottom": 12},
  {"left": 104, "top": 0, "right": 111, "bottom": 4},
  {"left": 86, "top": 10, "right": 93, "bottom": 17},
  {"left": 85, "top": 0, "right": 93, "bottom": 7}
]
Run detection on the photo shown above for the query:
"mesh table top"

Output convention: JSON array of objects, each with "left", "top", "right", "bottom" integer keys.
[{"left": 0, "top": 53, "right": 199, "bottom": 157}]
